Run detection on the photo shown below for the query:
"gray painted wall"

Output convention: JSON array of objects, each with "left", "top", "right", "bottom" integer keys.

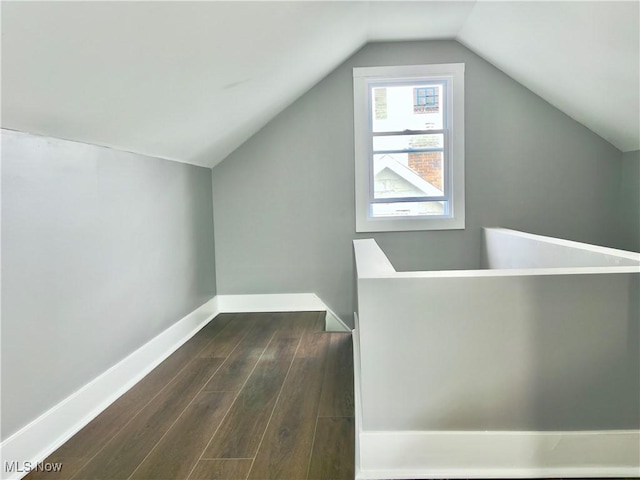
[
  {"left": 1, "top": 129, "right": 216, "bottom": 440},
  {"left": 618, "top": 150, "right": 640, "bottom": 252},
  {"left": 211, "top": 40, "right": 622, "bottom": 326}
]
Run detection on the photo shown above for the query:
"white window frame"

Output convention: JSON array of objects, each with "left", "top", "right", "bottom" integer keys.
[{"left": 353, "top": 63, "right": 465, "bottom": 232}]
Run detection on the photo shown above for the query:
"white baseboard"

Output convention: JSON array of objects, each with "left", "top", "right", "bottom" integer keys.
[
  {"left": 357, "top": 428, "right": 639, "bottom": 479},
  {"left": 217, "top": 293, "right": 351, "bottom": 332},
  {"left": 0, "top": 297, "right": 221, "bottom": 480}
]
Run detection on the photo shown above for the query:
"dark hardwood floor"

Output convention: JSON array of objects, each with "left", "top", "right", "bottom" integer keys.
[{"left": 26, "top": 312, "right": 355, "bottom": 480}]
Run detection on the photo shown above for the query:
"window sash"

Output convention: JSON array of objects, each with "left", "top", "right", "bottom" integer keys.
[
  {"left": 366, "top": 80, "right": 451, "bottom": 212},
  {"left": 370, "top": 196, "right": 448, "bottom": 204},
  {"left": 368, "top": 129, "right": 451, "bottom": 206},
  {"left": 372, "top": 148, "right": 443, "bottom": 155},
  {"left": 372, "top": 129, "right": 446, "bottom": 136},
  {"left": 371, "top": 130, "right": 446, "bottom": 154}
]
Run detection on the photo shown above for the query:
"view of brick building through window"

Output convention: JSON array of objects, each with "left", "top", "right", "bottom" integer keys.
[{"left": 408, "top": 151, "right": 443, "bottom": 191}]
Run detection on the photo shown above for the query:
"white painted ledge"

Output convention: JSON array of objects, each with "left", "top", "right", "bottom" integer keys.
[
  {"left": 352, "top": 239, "right": 397, "bottom": 278},
  {"left": 483, "top": 227, "right": 640, "bottom": 269},
  {"left": 354, "top": 236, "right": 640, "bottom": 280}
]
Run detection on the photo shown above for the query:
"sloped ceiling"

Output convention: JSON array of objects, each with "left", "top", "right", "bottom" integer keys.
[
  {"left": 1, "top": 1, "right": 638, "bottom": 169},
  {"left": 457, "top": 1, "right": 640, "bottom": 153}
]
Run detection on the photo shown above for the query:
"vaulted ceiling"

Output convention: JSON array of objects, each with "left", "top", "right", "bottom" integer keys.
[{"left": 2, "top": 1, "right": 638, "bottom": 168}]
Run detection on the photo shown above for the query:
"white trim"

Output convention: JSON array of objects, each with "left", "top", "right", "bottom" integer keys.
[
  {"left": 217, "top": 293, "right": 324, "bottom": 313},
  {"left": 353, "top": 63, "right": 465, "bottom": 233},
  {"left": 216, "top": 293, "right": 350, "bottom": 332},
  {"left": 352, "top": 320, "right": 364, "bottom": 480},
  {"left": 356, "top": 430, "right": 640, "bottom": 479},
  {"left": 0, "top": 297, "right": 221, "bottom": 480}
]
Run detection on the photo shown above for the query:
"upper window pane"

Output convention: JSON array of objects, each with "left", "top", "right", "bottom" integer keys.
[{"left": 371, "top": 83, "right": 444, "bottom": 133}]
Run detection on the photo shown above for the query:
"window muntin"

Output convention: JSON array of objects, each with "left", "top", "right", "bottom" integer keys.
[
  {"left": 353, "top": 64, "right": 465, "bottom": 232},
  {"left": 414, "top": 86, "right": 440, "bottom": 113},
  {"left": 372, "top": 133, "right": 444, "bottom": 153},
  {"left": 372, "top": 200, "right": 445, "bottom": 217}
]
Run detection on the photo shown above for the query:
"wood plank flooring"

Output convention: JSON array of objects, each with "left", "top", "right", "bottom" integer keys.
[{"left": 25, "top": 312, "right": 354, "bottom": 480}]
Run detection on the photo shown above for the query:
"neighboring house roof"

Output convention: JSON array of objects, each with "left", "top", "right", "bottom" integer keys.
[
  {"left": 374, "top": 155, "right": 443, "bottom": 199},
  {"left": 1, "top": 2, "right": 638, "bottom": 167}
]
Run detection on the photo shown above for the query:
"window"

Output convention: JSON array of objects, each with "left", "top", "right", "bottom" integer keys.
[
  {"left": 414, "top": 87, "right": 439, "bottom": 113},
  {"left": 353, "top": 63, "right": 465, "bottom": 232}
]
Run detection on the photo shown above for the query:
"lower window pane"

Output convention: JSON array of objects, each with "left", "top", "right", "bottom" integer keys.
[
  {"left": 373, "top": 152, "right": 444, "bottom": 199},
  {"left": 371, "top": 201, "right": 446, "bottom": 217}
]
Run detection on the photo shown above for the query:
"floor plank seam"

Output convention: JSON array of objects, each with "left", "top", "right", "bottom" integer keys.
[
  {"left": 66, "top": 316, "right": 239, "bottom": 480},
  {"left": 244, "top": 328, "right": 309, "bottom": 480},
  {"left": 185, "top": 329, "right": 281, "bottom": 480},
  {"left": 318, "top": 415, "right": 355, "bottom": 419},
  {"left": 126, "top": 350, "right": 237, "bottom": 479},
  {"left": 198, "top": 314, "right": 257, "bottom": 360},
  {"left": 305, "top": 340, "right": 333, "bottom": 480},
  {"left": 198, "top": 457, "right": 254, "bottom": 461}
]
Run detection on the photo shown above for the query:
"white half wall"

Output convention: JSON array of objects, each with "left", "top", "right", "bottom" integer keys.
[
  {"left": 353, "top": 236, "right": 640, "bottom": 477},
  {"left": 483, "top": 227, "right": 640, "bottom": 269}
]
